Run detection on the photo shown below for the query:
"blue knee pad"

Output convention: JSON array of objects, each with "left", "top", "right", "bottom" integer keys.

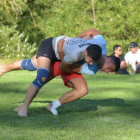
[
  {"left": 21, "top": 59, "right": 37, "bottom": 71},
  {"left": 32, "top": 68, "right": 49, "bottom": 89}
]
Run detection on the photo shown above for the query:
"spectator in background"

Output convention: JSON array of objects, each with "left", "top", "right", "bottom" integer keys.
[
  {"left": 125, "top": 42, "right": 140, "bottom": 74},
  {"left": 110, "top": 45, "right": 128, "bottom": 74}
]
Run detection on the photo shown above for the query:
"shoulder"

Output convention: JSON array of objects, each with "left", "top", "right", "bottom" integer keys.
[{"left": 125, "top": 51, "right": 131, "bottom": 57}]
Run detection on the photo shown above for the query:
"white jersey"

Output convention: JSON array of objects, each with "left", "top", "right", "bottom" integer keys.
[
  {"left": 52, "top": 35, "right": 107, "bottom": 64},
  {"left": 125, "top": 49, "right": 140, "bottom": 71}
]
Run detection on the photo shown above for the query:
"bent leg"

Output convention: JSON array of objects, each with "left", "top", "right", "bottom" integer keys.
[
  {"left": 31, "top": 54, "right": 38, "bottom": 66},
  {"left": 47, "top": 77, "right": 88, "bottom": 116},
  {"left": 59, "top": 77, "right": 88, "bottom": 104}
]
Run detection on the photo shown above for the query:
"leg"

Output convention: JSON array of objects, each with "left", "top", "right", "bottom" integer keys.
[
  {"left": 31, "top": 54, "right": 38, "bottom": 66},
  {"left": 14, "top": 64, "right": 54, "bottom": 112},
  {"left": 0, "top": 60, "right": 22, "bottom": 77},
  {"left": 46, "top": 77, "right": 88, "bottom": 116},
  {"left": 0, "top": 54, "right": 37, "bottom": 77},
  {"left": 16, "top": 57, "right": 51, "bottom": 117},
  {"left": 59, "top": 78, "right": 88, "bottom": 104}
]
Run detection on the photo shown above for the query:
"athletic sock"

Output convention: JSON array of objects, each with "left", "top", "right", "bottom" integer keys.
[
  {"left": 50, "top": 108, "right": 58, "bottom": 116},
  {"left": 52, "top": 100, "right": 61, "bottom": 109}
]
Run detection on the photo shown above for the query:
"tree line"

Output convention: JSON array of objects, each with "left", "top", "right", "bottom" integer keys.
[{"left": 0, "top": 0, "right": 140, "bottom": 58}]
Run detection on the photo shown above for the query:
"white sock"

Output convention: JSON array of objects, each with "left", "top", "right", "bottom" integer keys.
[
  {"left": 52, "top": 100, "right": 61, "bottom": 109},
  {"left": 50, "top": 108, "right": 58, "bottom": 116}
]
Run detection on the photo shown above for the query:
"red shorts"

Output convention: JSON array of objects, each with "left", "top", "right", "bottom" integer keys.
[{"left": 51, "top": 62, "right": 84, "bottom": 88}]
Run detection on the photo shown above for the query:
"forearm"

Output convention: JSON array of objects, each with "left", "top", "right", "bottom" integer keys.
[
  {"left": 58, "top": 51, "right": 64, "bottom": 60},
  {"left": 120, "top": 65, "right": 127, "bottom": 69},
  {"left": 69, "top": 63, "right": 83, "bottom": 73},
  {"left": 120, "top": 61, "right": 128, "bottom": 69},
  {"left": 60, "top": 66, "right": 74, "bottom": 73},
  {"left": 77, "top": 28, "right": 101, "bottom": 38},
  {"left": 59, "top": 59, "right": 74, "bottom": 73},
  {"left": 60, "top": 61, "right": 99, "bottom": 75},
  {"left": 57, "top": 39, "right": 65, "bottom": 60}
]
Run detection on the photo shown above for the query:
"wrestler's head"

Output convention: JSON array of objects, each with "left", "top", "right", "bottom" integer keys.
[
  {"left": 100, "top": 56, "right": 120, "bottom": 73},
  {"left": 84, "top": 44, "right": 102, "bottom": 65}
]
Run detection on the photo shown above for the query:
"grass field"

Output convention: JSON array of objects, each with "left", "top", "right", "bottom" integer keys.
[{"left": 0, "top": 70, "right": 140, "bottom": 140}]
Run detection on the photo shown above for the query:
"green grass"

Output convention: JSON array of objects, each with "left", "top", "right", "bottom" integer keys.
[{"left": 0, "top": 71, "right": 140, "bottom": 140}]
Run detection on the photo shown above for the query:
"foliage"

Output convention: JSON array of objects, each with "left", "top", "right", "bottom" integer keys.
[
  {"left": 94, "top": 0, "right": 140, "bottom": 54},
  {"left": 0, "top": 0, "right": 140, "bottom": 57},
  {"left": 0, "top": 25, "right": 37, "bottom": 58}
]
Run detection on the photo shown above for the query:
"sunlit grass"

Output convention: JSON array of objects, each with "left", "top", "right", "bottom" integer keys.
[{"left": 0, "top": 71, "right": 140, "bottom": 140}]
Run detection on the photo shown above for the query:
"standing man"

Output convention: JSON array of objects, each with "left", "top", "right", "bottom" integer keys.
[
  {"left": 125, "top": 42, "right": 140, "bottom": 73},
  {"left": 110, "top": 45, "right": 128, "bottom": 74}
]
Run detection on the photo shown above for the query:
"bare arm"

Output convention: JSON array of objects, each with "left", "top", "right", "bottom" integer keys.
[
  {"left": 59, "top": 58, "right": 84, "bottom": 74},
  {"left": 120, "top": 60, "right": 128, "bottom": 69},
  {"left": 69, "top": 63, "right": 83, "bottom": 73},
  {"left": 77, "top": 28, "right": 101, "bottom": 38},
  {"left": 59, "top": 59, "right": 74, "bottom": 73},
  {"left": 57, "top": 39, "right": 65, "bottom": 60},
  {"left": 57, "top": 39, "right": 83, "bottom": 73}
]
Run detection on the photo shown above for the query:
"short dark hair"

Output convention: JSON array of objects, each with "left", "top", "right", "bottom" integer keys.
[
  {"left": 109, "top": 56, "right": 120, "bottom": 72},
  {"left": 86, "top": 44, "right": 102, "bottom": 62},
  {"left": 113, "top": 45, "right": 121, "bottom": 52}
]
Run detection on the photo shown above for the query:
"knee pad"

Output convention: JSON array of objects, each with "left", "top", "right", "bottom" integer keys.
[
  {"left": 21, "top": 59, "right": 37, "bottom": 71},
  {"left": 32, "top": 68, "right": 49, "bottom": 89}
]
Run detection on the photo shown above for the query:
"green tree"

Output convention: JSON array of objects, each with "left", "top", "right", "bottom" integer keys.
[{"left": 0, "top": 0, "right": 140, "bottom": 58}]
